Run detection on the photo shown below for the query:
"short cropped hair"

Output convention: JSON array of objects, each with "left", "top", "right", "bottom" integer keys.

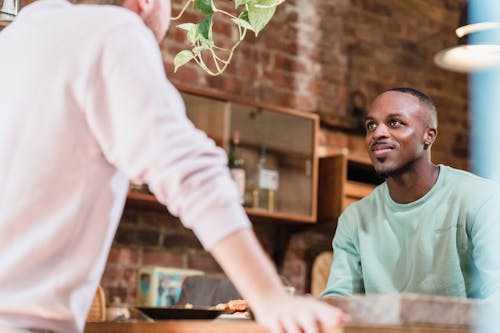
[{"left": 386, "top": 87, "right": 438, "bottom": 128}]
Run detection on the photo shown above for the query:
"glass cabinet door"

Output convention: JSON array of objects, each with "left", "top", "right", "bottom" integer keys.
[{"left": 182, "top": 92, "right": 318, "bottom": 223}]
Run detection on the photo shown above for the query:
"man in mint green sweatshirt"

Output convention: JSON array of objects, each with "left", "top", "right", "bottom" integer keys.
[{"left": 322, "top": 87, "right": 500, "bottom": 298}]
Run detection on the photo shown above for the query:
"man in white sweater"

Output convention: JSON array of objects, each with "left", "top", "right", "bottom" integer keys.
[{"left": 0, "top": 0, "right": 346, "bottom": 332}]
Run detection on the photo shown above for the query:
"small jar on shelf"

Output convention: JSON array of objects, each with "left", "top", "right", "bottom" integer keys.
[
  {"left": 228, "top": 130, "right": 246, "bottom": 205},
  {"left": 252, "top": 145, "right": 279, "bottom": 211}
]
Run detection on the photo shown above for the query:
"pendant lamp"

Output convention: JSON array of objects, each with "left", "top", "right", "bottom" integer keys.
[{"left": 434, "top": 3, "right": 500, "bottom": 73}]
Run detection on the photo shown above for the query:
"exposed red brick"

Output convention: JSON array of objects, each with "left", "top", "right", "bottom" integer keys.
[
  {"left": 187, "top": 251, "right": 222, "bottom": 273},
  {"left": 123, "top": 268, "right": 137, "bottom": 285},
  {"left": 115, "top": 228, "right": 159, "bottom": 247},
  {"left": 168, "top": 64, "right": 201, "bottom": 86},
  {"left": 142, "top": 250, "right": 185, "bottom": 268},
  {"left": 106, "top": 247, "right": 139, "bottom": 266},
  {"left": 101, "top": 264, "right": 122, "bottom": 285},
  {"left": 163, "top": 232, "right": 203, "bottom": 250}
]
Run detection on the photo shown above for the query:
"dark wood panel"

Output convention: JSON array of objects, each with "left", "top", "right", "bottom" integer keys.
[{"left": 317, "top": 153, "right": 346, "bottom": 222}]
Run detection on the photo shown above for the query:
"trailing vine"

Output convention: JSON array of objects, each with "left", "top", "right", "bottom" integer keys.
[{"left": 173, "top": 0, "right": 284, "bottom": 76}]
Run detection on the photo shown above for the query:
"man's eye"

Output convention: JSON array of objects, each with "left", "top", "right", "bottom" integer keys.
[
  {"left": 390, "top": 119, "right": 402, "bottom": 127},
  {"left": 365, "top": 122, "right": 376, "bottom": 130}
]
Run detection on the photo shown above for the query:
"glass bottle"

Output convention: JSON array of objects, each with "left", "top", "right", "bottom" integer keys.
[
  {"left": 228, "top": 130, "right": 246, "bottom": 205},
  {"left": 252, "top": 145, "right": 279, "bottom": 211}
]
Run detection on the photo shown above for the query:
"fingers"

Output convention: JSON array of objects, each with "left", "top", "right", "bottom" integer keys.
[
  {"left": 297, "top": 299, "right": 344, "bottom": 333},
  {"left": 295, "top": 313, "right": 322, "bottom": 333},
  {"left": 307, "top": 298, "right": 349, "bottom": 327},
  {"left": 269, "top": 317, "right": 285, "bottom": 333},
  {"left": 256, "top": 296, "right": 347, "bottom": 333},
  {"left": 279, "top": 309, "right": 335, "bottom": 333},
  {"left": 281, "top": 320, "right": 303, "bottom": 333}
]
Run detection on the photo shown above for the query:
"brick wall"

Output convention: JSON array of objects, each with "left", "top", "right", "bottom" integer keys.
[
  {"left": 100, "top": 0, "right": 470, "bottom": 304},
  {"left": 163, "top": 0, "right": 469, "bottom": 168}
]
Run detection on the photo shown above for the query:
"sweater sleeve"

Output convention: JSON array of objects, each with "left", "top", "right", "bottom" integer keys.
[
  {"left": 321, "top": 214, "right": 364, "bottom": 296},
  {"left": 469, "top": 192, "right": 500, "bottom": 299},
  {"left": 82, "top": 18, "right": 251, "bottom": 249}
]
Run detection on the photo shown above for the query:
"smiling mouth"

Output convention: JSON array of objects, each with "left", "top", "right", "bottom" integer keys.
[{"left": 371, "top": 143, "right": 394, "bottom": 160}]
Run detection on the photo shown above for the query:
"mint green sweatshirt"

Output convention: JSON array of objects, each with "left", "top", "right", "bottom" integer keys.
[{"left": 322, "top": 165, "right": 500, "bottom": 298}]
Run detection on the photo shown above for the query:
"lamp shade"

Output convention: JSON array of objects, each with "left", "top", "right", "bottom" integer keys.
[
  {"left": 434, "top": 3, "right": 500, "bottom": 73},
  {"left": 434, "top": 42, "right": 500, "bottom": 73}
]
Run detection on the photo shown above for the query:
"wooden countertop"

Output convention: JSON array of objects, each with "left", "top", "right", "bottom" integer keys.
[{"left": 85, "top": 321, "right": 471, "bottom": 333}]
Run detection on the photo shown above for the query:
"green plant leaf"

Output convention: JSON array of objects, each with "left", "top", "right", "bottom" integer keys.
[
  {"left": 174, "top": 50, "right": 195, "bottom": 72},
  {"left": 187, "top": 24, "right": 199, "bottom": 44},
  {"left": 195, "top": 0, "right": 214, "bottom": 15},
  {"left": 231, "top": 17, "right": 254, "bottom": 32},
  {"left": 247, "top": 0, "right": 277, "bottom": 36},
  {"left": 177, "top": 23, "right": 196, "bottom": 31},
  {"left": 198, "top": 15, "right": 213, "bottom": 40},
  {"left": 234, "top": 0, "right": 250, "bottom": 8}
]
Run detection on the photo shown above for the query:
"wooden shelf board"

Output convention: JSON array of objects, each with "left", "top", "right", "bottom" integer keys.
[
  {"left": 126, "top": 191, "right": 316, "bottom": 224},
  {"left": 244, "top": 207, "right": 316, "bottom": 224}
]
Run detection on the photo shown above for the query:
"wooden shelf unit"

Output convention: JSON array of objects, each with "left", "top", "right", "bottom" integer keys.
[
  {"left": 125, "top": 86, "right": 319, "bottom": 224},
  {"left": 317, "top": 150, "right": 380, "bottom": 222}
]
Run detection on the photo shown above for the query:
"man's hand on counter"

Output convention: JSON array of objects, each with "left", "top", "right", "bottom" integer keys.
[
  {"left": 209, "top": 228, "right": 348, "bottom": 333},
  {"left": 252, "top": 293, "right": 349, "bottom": 333}
]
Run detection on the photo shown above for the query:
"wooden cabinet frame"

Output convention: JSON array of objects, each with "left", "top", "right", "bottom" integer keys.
[
  {"left": 317, "top": 150, "right": 378, "bottom": 222},
  {"left": 126, "top": 84, "right": 319, "bottom": 224}
]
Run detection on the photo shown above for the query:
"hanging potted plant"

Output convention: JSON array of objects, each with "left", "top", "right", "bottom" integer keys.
[{"left": 173, "top": 0, "right": 284, "bottom": 76}]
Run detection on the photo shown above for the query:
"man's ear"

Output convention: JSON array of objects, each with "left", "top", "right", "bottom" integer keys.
[
  {"left": 121, "top": 0, "right": 149, "bottom": 15},
  {"left": 423, "top": 127, "right": 438, "bottom": 149},
  {"left": 137, "top": 0, "right": 153, "bottom": 17}
]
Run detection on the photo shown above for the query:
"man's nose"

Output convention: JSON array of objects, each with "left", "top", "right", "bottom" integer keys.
[{"left": 372, "top": 123, "right": 390, "bottom": 139}]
